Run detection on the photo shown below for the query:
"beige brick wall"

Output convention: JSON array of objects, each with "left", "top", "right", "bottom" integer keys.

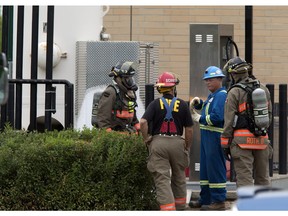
[{"left": 104, "top": 6, "right": 288, "bottom": 101}]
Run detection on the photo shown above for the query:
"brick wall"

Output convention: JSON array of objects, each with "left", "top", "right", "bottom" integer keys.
[{"left": 104, "top": 6, "right": 288, "bottom": 101}]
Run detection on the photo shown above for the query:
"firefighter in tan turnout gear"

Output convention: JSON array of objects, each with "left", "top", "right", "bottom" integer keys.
[
  {"left": 96, "top": 61, "right": 140, "bottom": 133},
  {"left": 140, "top": 72, "right": 193, "bottom": 211},
  {"left": 221, "top": 57, "right": 273, "bottom": 187}
]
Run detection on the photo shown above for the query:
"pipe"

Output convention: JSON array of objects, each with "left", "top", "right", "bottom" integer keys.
[{"left": 145, "top": 84, "right": 154, "bottom": 109}]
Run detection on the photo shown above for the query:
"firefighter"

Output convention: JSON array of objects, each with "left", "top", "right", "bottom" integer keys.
[
  {"left": 189, "top": 66, "right": 228, "bottom": 210},
  {"left": 96, "top": 61, "right": 140, "bottom": 133},
  {"left": 221, "top": 57, "right": 273, "bottom": 187},
  {"left": 140, "top": 72, "right": 193, "bottom": 211}
]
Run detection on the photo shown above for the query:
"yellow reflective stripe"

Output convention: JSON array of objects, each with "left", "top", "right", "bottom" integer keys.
[
  {"left": 220, "top": 90, "right": 227, "bottom": 93},
  {"left": 128, "top": 101, "right": 135, "bottom": 112},
  {"left": 199, "top": 124, "right": 223, "bottom": 133},
  {"left": 209, "top": 183, "right": 226, "bottom": 188},
  {"left": 206, "top": 115, "right": 213, "bottom": 126},
  {"left": 205, "top": 102, "right": 210, "bottom": 116},
  {"left": 200, "top": 180, "right": 209, "bottom": 186}
]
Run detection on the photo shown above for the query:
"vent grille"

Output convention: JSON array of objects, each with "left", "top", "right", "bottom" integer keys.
[
  {"left": 206, "top": 34, "right": 213, "bottom": 42},
  {"left": 195, "top": 34, "right": 202, "bottom": 43}
]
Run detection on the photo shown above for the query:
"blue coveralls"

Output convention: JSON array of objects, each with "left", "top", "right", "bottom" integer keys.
[{"left": 195, "top": 87, "right": 227, "bottom": 205}]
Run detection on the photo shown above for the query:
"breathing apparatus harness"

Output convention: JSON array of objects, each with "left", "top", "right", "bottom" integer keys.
[{"left": 229, "top": 80, "right": 269, "bottom": 137}]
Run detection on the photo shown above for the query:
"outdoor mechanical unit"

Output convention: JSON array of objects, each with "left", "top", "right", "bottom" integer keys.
[{"left": 75, "top": 41, "right": 159, "bottom": 129}]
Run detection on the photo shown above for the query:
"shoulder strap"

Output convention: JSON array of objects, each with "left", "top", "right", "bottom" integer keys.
[
  {"left": 108, "top": 84, "right": 120, "bottom": 94},
  {"left": 229, "top": 80, "right": 260, "bottom": 93},
  {"left": 161, "top": 97, "right": 177, "bottom": 121}
]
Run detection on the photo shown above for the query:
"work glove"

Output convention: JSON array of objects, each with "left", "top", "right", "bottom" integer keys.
[
  {"left": 190, "top": 99, "right": 201, "bottom": 122},
  {"left": 223, "top": 148, "right": 231, "bottom": 161},
  {"left": 191, "top": 111, "right": 201, "bottom": 122},
  {"left": 190, "top": 96, "right": 200, "bottom": 108}
]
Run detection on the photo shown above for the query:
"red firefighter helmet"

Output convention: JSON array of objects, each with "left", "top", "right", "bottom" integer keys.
[
  {"left": 155, "top": 72, "right": 179, "bottom": 87},
  {"left": 155, "top": 72, "right": 179, "bottom": 94}
]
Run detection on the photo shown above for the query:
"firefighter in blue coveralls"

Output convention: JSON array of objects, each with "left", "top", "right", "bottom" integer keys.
[{"left": 188, "top": 66, "right": 228, "bottom": 211}]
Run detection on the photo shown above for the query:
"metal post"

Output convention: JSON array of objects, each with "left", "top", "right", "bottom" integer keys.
[
  {"left": 245, "top": 6, "right": 253, "bottom": 65},
  {"left": 30, "top": 6, "right": 39, "bottom": 131},
  {"left": 279, "top": 84, "right": 287, "bottom": 174},
  {"left": 266, "top": 84, "right": 274, "bottom": 177},
  {"left": 5, "top": 6, "right": 15, "bottom": 128},
  {"left": 145, "top": 84, "right": 154, "bottom": 109},
  {"left": 45, "top": 6, "right": 54, "bottom": 131},
  {"left": 1, "top": 6, "right": 9, "bottom": 129},
  {"left": 15, "top": 6, "right": 24, "bottom": 130}
]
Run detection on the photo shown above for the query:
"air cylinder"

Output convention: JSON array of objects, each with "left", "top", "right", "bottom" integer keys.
[{"left": 252, "top": 87, "right": 269, "bottom": 129}]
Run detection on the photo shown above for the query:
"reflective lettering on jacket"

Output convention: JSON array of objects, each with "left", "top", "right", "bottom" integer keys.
[
  {"left": 233, "top": 129, "right": 268, "bottom": 149},
  {"left": 159, "top": 98, "right": 180, "bottom": 112}
]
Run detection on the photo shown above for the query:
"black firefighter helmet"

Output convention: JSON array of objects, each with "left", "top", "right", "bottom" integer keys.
[{"left": 109, "top": 61, "right": 138, "bottom": 91}]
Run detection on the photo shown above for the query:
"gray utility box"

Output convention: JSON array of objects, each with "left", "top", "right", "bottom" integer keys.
[{"left": 189, "top": 24, "right": 234, "bottom": 181}]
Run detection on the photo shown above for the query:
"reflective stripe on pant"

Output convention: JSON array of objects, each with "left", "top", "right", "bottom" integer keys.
[
  {"left": 147, "top": 135, "right": 189, "bottom": 210},
  {"left": 199, "top": 129, "right": 227, "bottom": 205},
  {"left": 160, "top": 203, "right": 176, "bottom": 211}
]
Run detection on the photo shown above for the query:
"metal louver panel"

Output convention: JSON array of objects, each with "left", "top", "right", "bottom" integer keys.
[
  {"left": 75, "top": 41, "right": 139, "bottom": 116},
  {"left": 138, "top": 42, "right": 159, "bottom": 103},
  {"left": 75, "top": 41, "right": 159, "bottom": 125},
  {"left": 75, "top": 42, "right": 87, "bottom": 116}
]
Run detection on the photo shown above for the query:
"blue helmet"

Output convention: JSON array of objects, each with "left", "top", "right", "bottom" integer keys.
[{"left": 203, "top": 66, "right": 225, "bottom": 80}]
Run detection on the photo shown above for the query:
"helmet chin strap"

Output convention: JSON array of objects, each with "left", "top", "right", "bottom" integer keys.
[
  {"left": 174, "top": 87, "right": 177, "bottom": 97},
  {"left": 125, "top": 90, "right": 137, "bottom": 100}
]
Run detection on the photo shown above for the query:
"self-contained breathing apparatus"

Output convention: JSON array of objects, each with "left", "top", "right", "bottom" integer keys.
[
  {"left": 230, "top": 81, "right": 269, "bottom": 136},
  {"left": 225, "top": 56, "right": 270, "bottom": 137}
]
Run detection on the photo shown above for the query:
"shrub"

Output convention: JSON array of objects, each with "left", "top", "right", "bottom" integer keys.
[{"left": 0, "top": 127, "right": 158, "bottom": 210}]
